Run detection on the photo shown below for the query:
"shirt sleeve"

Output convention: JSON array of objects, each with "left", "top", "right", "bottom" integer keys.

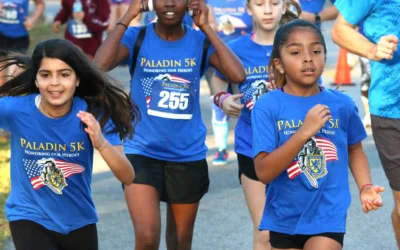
[
  {"left": 251, "top": 94, "right": 279, "bottom": 158},
  {"left": 347, "top": 100, "right": 367, "bottom": 145},
  {"left": 334, "top": 0, "right": 376, "bottom": 26},
  {"left": 0, "top": 97, "right": 12, "bottom": 131},
  {"left": 120, "top": 26, "right": 140, "bottom": 70}
]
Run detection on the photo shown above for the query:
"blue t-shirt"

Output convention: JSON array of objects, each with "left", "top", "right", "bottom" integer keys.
[
  {"left": 252, "top": 88, "right": 367, "bottom": 235},
  {"left": 0, "top": 0, "right": 29, "bottom": 38},
  {"left": 121, "top": 24, "right": 214, "bottom": 161},
  {"left": 299, "top": 0, "right": 335, "bottom": 13},
  {"left": 216, "top": 34, "right": 272, "bottom": 158},
  {"left": 335, "top": 0, "right": 400, "bottom": 119},
  {"left": 1, "top": 95, "right": 121, "bottom": 234},
  {"left": 209, "top": 0, "right": 253, "bottom": 42}
]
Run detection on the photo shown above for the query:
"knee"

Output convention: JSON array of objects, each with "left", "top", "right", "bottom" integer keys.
[
  {"left": 254, "top": 230, "right": 270, "bottom": 245},
  {"left": 136, "top": 230, "right": 159, "bottom": 250}
]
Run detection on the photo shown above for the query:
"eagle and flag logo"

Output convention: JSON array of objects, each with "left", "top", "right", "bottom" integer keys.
[
  {"left": 287, "top": 136, "right": 338, "bottom": 188},
  {"left": 24, "top": 158, "right": 85, "bottom": 194}
]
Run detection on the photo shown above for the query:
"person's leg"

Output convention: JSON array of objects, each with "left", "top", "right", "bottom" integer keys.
[
  {"left": 359, "top": 57, "right": 371, "bottom": 127},
  {"left": 238, "top": 154, "right": 270, "bottom": 250},
  {"left": 165, "top": 159, "right": 209, "bottom": 250},
  {"left": 166, "top": 203, "right": 200, "bottom": 250},
  {"left": 211, "top": 103, "right": 229, "bottom": 166},
  {"left": 56, "top": 224, "right": 98, "bottom": 250},
  {"left": 303, "top": 234, "right": 343, "bottom": 250},
  {"left": 9, "top": 220, "right": 57, "bottom": 250},
  {"left": 241, "top": 174, "right": 270, "bottom": 250},
  {"left": 124, "top": 154, "right": 164, "bottom": 250},
  {"left": 205, "top": 68, "right": 229, "bottom": 166},
  {"left": 371, "top": 115, "right": 400, "bottom": 248}
]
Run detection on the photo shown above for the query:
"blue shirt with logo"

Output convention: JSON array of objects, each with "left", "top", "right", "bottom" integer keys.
[
  {"left": 252, "top": 88, "right": 367, "bottom": 234},
  {"left": 335, "top": 0, "right": 400, "bottom": 119},
  {"left": 0, "top": 0, "right": 29, "bottom": 38},
  {"left": 208, "top": 0, "right": 252, "bottom": 42},
  {"left": 121, "top": 24, "right": 215, "bottom": 161},
  {"left": 216, "top": 34, "right": 272, "bottom": 158},
  {"left": 1, "top": 95, "right": 121, "bottom": 234}
]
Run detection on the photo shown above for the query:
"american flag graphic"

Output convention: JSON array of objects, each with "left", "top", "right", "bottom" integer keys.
[
  {"left": 24, "top": 159, "right": 85, "bottom": 191},
  {"left": 141, "top": 77, "right": 154, "bottom": 108},
  {"left": 168, "top": 75, "right": 191, "bottom": 84},
  {"left": 241, "top": 84, "right": 255, "bottom": 111},
  {"left": 287, "top": 136, "right": 338, "bottom": 180}
]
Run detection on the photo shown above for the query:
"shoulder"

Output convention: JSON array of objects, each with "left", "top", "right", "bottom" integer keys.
[
  {"left": 73, "top": 96, "right": 88, "bottom": 110},
  {"left": 323, "top": 88, "right": 355, "bottom": 105},
  {"left": 253, "top": 90, "right": 282, "bottom": 111},
  {"left": 227, "top": 34, "right": 252, "bottom": 52}
]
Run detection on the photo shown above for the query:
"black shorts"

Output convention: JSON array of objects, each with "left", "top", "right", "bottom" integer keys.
[
  {"left": 0, "top": 32, "right": 29, "bottom": 53},
  {"left": 371, "top": 115, "right": 400, "bottom": 191},
  {"left": 9, "top": 220, "right": 98, "bottom": 250},
  {"left": 270, "top": 231, "right": 344, "bottom": 249},
  {"left": 237, "top": 153, "right": 258, "bottom": 182},
  {"left": 126, "top": 154, "right": 210, "bottom": 203}
]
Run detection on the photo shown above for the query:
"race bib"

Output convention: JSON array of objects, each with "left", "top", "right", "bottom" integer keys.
[
  {"left": 142, "top": 74, "right": 194, "bottom": 120},
  {"left": 0, "top": 3, "right": 20, "bottom": 24},
  {"left": 68, "top": 19, "right": 92, "bottom": 39}
]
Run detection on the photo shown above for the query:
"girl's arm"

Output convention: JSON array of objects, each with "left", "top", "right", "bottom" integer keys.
[
  {"left": 54, "top": 0, "right": 70, "bottom": 25},
  {"left": 254, "top": 104, "right": 331, "bottom": 184},
  {"left": 93, "top": 0, "right": 142, "bottom": 71},
  {"left": 191, "top": 0, "right": 246, "bottom": 83},
  {"left": 77, "top": 111, "right": 134, "bottom": 185},
  {"left": 24, "top": 0, "right": 44, "bottom": 31},
  {"left": 96, "top": 143, "right": 134, "bottom": 185}
]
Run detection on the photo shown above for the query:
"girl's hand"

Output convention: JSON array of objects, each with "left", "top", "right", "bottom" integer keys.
[
  {"left": 221, "top": 93, "right": 244, "bottom": 118},
  {"left": 190, "top": 0, "right": 209, "bottom": 29},
  {"left": 123, "top": 0, "right": 142, "bottom": 21},
  {"left": 77, "top": 111, "right": 107, "bottom": 151},
  {"left": 298, "top": 104, "right": 331, "bottom": 139},
  {"left": 360, "top": 185, "right": 384, "bottom": 213}
]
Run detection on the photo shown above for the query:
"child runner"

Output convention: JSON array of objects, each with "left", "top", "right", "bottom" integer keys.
[
  {"left": 211, "top": 0, "right": 300, "bottom": 249},
  {"left": 94, "top": 0, "right": 246, "bottom": 248},
  {"left": 208, "top": 0, "right": 254, "bottom": 165},
  {"left": 52, "top": 0, "right": 110, "bottom": 59},
  {"left": 0, "top": 38, "right": 138, "bottom": 250},
  {"left": 0, "top": 0, "right": 44, "bottom": 84},
  {"left": 252, "top": 19, "right": 384, "bottom": 250}
]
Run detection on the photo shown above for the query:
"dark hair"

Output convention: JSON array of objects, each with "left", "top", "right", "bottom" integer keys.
[
  {"left": 0, "top": 39, "right": 139, "bottom": 140},
  {"left": 268, "top": 19, "right": 327, "bottom": 87}
]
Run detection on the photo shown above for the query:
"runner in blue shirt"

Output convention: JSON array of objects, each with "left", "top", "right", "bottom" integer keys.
[
  {"left": 0, "top": 0, "right": 44, "bottom": 85},
  {"left": 253, "top": 19, "right": 384, "bottom": 250},
  {"left": 333, "top": 0, "right": 400, "bottom": 247},
  {"left": 94, "top": 0, "right": 246, "bottom": 248},
  {"left": 0, "top": 39, "right": 138, "bottom": 250},
  {"left": 211, "top": 0, "right": 300, "bottom": 249},
  {"left": 297, "top": 0, "right": 338, "bottom": 27}
]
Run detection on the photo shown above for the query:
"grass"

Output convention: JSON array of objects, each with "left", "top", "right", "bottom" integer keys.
[
  {"left": 0, "top": 21, "right": 60, "bottom": 250},
  {"left": 0, "top": 139, "right": 10, "bottom": 250},
  {"left": 28, "top": 22, "right": 65, "bottom": 53}
]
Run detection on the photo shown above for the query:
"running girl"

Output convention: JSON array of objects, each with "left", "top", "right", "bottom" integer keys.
[
  {"left": 252, "top": 19, "right": 384, "bottom": 250},
  {"left": 0, "top": 38, "right": 138, "bottom": 250}
]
